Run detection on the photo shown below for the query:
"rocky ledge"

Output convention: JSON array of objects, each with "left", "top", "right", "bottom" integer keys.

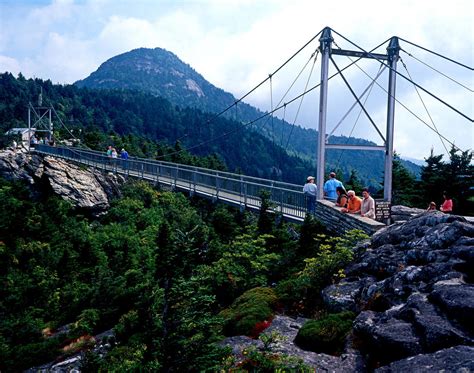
[
  {"left": 0, "top": 148, "right": 123, "bottom": 214},
  {"left": 324, "top": 211, "right": 474, "bottom": 370}
]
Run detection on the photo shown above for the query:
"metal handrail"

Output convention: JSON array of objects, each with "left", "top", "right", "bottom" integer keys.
[
  {"left": 38, "top": 145, "right": 302, "bottom": 190},
  {"left": 34, "top": 144, "right": 308, "bottom": 220}
]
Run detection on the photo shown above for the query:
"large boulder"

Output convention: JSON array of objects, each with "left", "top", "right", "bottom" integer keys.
[
  {"left": 0, "top": 149, "right": 123, "bottom": 214},
  {"left": 390, "top": 205, "right": 425, "bottom": 222}
]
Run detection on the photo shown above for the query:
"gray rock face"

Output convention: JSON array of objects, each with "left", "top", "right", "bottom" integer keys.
[
  {"left": 0, "top": 148, "right": 38, "bottom": 183},
  {"left": 390, "top": 205, "right": 425, "bottom": 222},
  {"left": 375, "top": 346, "right": 474, "bottom": 372},
  {"left": 323, "top": 212, "right": 474, "bottom": 370},
  {"left": 0, "top": 149, "right": 123, "bottom": 214}
]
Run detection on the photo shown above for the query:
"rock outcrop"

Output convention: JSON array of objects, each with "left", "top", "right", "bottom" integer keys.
[
  {"left": 0, "top": 148, "right": 123, "bottom": 214},
  {"left": 390, "top": 205, "right": 426, "bottom": 222},
  {"left": 323, "top": 211, "right": 474, "bottom": 369},
  {"left": 25, "top": 329, "right": 115, "bottom": 373}
]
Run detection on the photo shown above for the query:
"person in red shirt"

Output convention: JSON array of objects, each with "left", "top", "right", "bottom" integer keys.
[{"left": 440, "top": 192, "right": 453, "bottom": 213}]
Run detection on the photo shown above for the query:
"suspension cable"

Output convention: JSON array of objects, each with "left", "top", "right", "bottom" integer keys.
[
  {"left": 333, "top": 62, "right": 384, "bottom": 170},
  {"left": 400, "top": 48, "right": 473, "bottom": 92},
  {"left": 205, "top": 27, "right": 325, "bottom": 123},
  {"left": 277, "top": 103, "right": 287, "bottom": 171},
  {"left": 269, "top": 74, "right": 275, "bottom": 165},
  {"left": 327, "top": 63, "right": 386, "bottom": 139},
  {"left": 398, "top": 37, "right": 473, "bottom": 71},
  {"left": 40, "top": 96, "right": 96, "bottom": 151},
  {"left": 331, "top": 28, "right": 473, "bottom": 122},
  {"left": 285, "top": 50, "right": 319, "bottom": 151},
  {"left": 240, "top": 48, "right": 319, "bottom": 154},
  {"left": 277, "top": 49, "right": 319, "bottom": 147},
  {"left": 351, "top": 58, "right": 463, "bottom": 152},
  {"left": 399, "top": 57, "right": 450, "bottom": 155}
]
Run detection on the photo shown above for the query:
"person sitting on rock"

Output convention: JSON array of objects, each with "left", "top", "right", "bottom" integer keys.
[
  {"left": 440, "top": 191, "right": 453, "bottom": 213},
  {"left": 426, "top": 201, "right": 437, "bottom": 211},
  {"left": 341, "top": 190, "right": 361, "bottom": 214}
]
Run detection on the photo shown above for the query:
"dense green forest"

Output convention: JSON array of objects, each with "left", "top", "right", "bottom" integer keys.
[{"left": 0, "top": 175, "right": 368, "bottom": 371}]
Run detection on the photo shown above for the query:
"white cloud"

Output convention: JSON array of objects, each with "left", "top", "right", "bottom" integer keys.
[{"left": 0, "top": 55, "right": 20, "bottom": 75}]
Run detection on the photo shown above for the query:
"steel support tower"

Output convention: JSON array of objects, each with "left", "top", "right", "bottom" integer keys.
[{"left": 316, "top": 27, "right": 400, "bottom": 203}]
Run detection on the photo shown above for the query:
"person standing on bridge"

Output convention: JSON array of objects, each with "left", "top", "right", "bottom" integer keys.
[
  {"left": 323, "top": 172, "right": 343, "bottom": 201},
  {"left": 303, "top": 176, "right": 318, "bottom": 215},
  {"left": 120, "top": 148, "right": 129, "bottom": 169}
]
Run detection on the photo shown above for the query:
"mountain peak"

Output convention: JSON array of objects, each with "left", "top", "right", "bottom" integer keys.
[{"left": 75, "top": 47, "right": 210, "bottom": 102}]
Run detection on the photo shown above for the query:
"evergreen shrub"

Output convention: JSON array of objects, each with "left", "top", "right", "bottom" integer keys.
[
  {"left": 220, "top": 287, "right": 277, "bottom": 337},
  {"left": 294, "top": 311, "right": 355, "bottom": 355}
]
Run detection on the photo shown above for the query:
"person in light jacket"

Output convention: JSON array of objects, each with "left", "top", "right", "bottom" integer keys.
[
  {"left": 303, "top": 176, "right": 317, "bottom": 214},
  {"left": 361, "top": 188, "right": 375, "bottom": 219}
]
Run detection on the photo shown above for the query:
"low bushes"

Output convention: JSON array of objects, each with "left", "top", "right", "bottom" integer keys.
[
  {"left": 294, "top": 311, "right": 355, "bottom": 355},
  {"left": 220, "top": 287, "right": 277, "bottom": 337}
]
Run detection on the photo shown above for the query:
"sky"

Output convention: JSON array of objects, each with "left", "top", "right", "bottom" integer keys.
[{"left": 1, "top": 0, "right": 473, "bottom": 162}]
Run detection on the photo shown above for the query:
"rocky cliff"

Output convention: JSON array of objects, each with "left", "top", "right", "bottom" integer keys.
[
  {"left": 224, "top": 212, "right": 474, "bottom": 371},
  {"left": 0, "top": 148, "right": 123, "bottom": 214}
]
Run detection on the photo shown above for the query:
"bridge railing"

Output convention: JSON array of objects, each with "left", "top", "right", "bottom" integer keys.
[{"left": 35, "top": 145, "right": 307, "bottom": 219}]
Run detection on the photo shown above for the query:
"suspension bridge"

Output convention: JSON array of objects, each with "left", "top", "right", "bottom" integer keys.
[
  {"left": 25, "top": 26, "right": 472, "bottom": 232},
  {"left": 33, "top": 144, "right": 386, "bottom": 234}
]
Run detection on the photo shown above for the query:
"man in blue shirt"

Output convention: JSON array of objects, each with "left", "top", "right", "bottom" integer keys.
[
  {"left": 323, "top": 172, "right": 343, "bottom": 201},
  {"left": 120, "top": 148, "right": 129, "bottom": 169}
]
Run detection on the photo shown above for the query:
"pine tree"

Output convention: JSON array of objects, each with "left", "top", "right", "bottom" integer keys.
[
  {"left": 444, "top": 146, "right": 473, "bottom": 215},
  {"left": 420, "top": 149, "right": 445, "bottom": 206},
  {"left": 392, "top": 153, "right": 418, "bottom": 206},
  {"left": 345, "top": 169, "right": 363, "bottom": 195}
]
